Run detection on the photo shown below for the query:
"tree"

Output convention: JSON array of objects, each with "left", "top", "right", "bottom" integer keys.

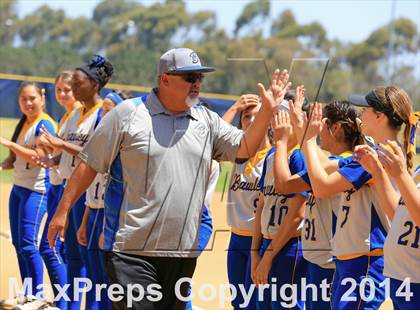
[
  {"left": 234, "top": 0, "right": 270, "bottom": 37},
  {"left": 347, "top": 17, "right": 418, "bottom": 68},
  {"left": 17, "top": 5, "right": 65, "bottom": 47},
  {"left": 93, "top": 0, "right": 137, "bottom": 26},
  {"left": 270, "top": 9, "right": 296, "bottom": 35},
  {"left": 271, "top": 10, "right": 327, "bottom": 49},
  {"left": 0, "top": 1, "right": 417, "bottom": 108},
  {"left": 0, "top": 0, "right": 18, "bottom": 45},
  {"left": 49, "top": 17, "right": 101, "bottom": 53}
]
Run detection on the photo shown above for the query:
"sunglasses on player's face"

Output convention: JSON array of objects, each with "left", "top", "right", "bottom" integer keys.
[{"left": 166, "top": 72, "right": 204, "bottom": 83}]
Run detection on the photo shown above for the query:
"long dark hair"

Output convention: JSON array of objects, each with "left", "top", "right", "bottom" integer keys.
[{"left": 9, "top": 82, "right": 44, "bottom": 160}]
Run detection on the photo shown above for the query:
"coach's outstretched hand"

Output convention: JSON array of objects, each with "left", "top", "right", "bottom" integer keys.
[{"left": 258, "top": 69, "right": 291, "bottom": 112}]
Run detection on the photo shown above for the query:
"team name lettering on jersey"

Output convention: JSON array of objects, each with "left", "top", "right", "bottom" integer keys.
[
  {"left": 66, "top": 133, "right": 90, "bottom": 145},
  {"left": 230, "top": 174, "right": 261, "bottom": 192}
]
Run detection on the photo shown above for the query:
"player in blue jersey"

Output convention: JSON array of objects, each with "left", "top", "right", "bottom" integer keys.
[
  {"left": 296, "top": 84, "right": 414, "bottom": 309},
  {"left": 36, "top": 70, "right": 82, "bottom": 309},
  {"left": 252, "top": 87, "right": 309, "bottom": 310},
  {"left": 40, "top": 55, "right": 114, "bottom": 310},
  {"left": 274, "top": 90, "right": 363, "bottom": 309},
  {"left": 0, "top": 82, "right": 56, "bottom": 303},
  {"left": 355, "top": 112, "right": 419, "bottom": 310},
  {"left": 221, "top": 94, "right": 270, "bottom": 310}
]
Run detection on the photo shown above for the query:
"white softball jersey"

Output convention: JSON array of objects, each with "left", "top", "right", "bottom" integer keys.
[
  {"left": 58, "top": 102, "right": 102, "bottom": 182},
  {"left": 13, "top": 113, "right": 57, "bottom": 193},
  {"left": 384, "top": 165, "right": 420, "bottom": 283},
  {"left": 333, "top": 158, "right": 391, "bottom": 257},
  {"left": 85, "top": 173, "right": 106, "bottom": 209},
  {"left": 299, "top": 152, "right": 352, "bottom": 268},
  {"left": 259, "top": 147, "right": 307, "bottom": 238},
  {"left": 227, "top": 147, "right": 271, "bottom": 235},
  {"left": 49, "top": 108, "right": 80, "bottom": 186}
]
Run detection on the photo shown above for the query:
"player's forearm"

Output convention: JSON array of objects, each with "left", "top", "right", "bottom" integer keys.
[
  {"left": 303, "top": 140, "right": 331, "bottom": 197},
  {"left": 396, "top": 171, "right": 420, "bottom": 226},
  {"left": 80, "top": 204, "right": 90, "bottom": 229},
  {"left": 222, "top": 105, "right": 239, "bottom": 124},
  {"left": 316, "top": 147, "right": 331, "bottom": 167},
  {"left": 370, "top": 168, "right": 399, "bottom": 220},
  {"left": 274, "top": 140, "right": 291, "bottom": 192},
  {"left": 0, "top": 155, "right": 15, "bottom": 170},
  {"left": 236, "top": 105, "right": 271, "bottom": 159},
  {"left": 5, "top": 141, "right": 40, "bottom": 164},
  {"left": 273, "top": 140, "right": 310, "bottom": 194},
  {"left": 323, "top": 159, "right": 340, "bottom": 174},
  {"left": 56, "top": 161, "right": 97, "bottom": 216},
  {"left": 61, "top": 141, "right": 83, "bottom": 156}
]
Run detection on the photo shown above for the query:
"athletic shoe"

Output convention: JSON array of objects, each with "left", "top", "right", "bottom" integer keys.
[{"left": 0, "top": 295, "right": 32, "bottom": 310}]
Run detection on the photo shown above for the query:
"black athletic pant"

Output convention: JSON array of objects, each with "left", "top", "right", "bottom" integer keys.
[{"left": 105, "top": 251, "right": 197, "bottom": 310}]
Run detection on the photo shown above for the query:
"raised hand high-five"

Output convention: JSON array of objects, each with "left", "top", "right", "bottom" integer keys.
[
  {"left": 292, "top": 102, "right": 325, "bottom": 144},
  {"left": 305, "top": 102, "right": 325, "bottom": 142},
  {"left": 289, "top": 85, "right": 306, "bottom": 140},
  {"left": 258, "top": 69, "right": 292, "bottom": 113},
  {"left": 271, "top": 110, "right": 293, "bottom": 143}
]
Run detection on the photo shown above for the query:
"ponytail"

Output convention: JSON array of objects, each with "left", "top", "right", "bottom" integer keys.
[
  {"left": 405, "top": 111, "right": 420, "bottom": 171},
  {"left": 374, "top": 86, "right": 414, "bottom": 171}
]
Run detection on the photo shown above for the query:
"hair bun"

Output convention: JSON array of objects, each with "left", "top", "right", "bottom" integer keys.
[
  {"left": 78, "top": 54, "right": 114, "bottom": 89},
  {"left": 97, "top": 60, "right": 114, "bottom": 86}
]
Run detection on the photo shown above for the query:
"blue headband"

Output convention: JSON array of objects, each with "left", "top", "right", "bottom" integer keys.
[{"left": 105, "top": 92, "right": 123, "bottom": 105}]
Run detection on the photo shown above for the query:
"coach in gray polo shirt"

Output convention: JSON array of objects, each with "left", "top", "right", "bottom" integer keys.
[{"left": 48, "top": 48, "right": 290, "bottom": 309}]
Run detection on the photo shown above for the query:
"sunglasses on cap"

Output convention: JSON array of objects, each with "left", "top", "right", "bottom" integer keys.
[{"left": 166, "top": 72, "right": 204, "bottom": 83}]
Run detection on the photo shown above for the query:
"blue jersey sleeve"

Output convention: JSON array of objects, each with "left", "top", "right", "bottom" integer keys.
[
  {"left": 299, "top": 154, "right": 353, "bottom": 188},
  {"left": 259, "top": 147, "right": 275, "bottom": 191},
  {"left": 289, "top": 149, "right": 308, "bottom": 197},
  {"left": 337, "top": 155, "right": 353, "bottom": 168},
  {"left": 298, "top": 169, "right": 311, "bottom": 186},
  {"left": 35, "top": 119, "right": 56, "bottom": 136},
  {"left": 338, "top": 158, "right": 372, "bottom": 190}
]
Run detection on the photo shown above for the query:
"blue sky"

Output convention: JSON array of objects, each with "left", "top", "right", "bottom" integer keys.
[{"left": 17, "top": 0, "right": 420, "bottom": 43}]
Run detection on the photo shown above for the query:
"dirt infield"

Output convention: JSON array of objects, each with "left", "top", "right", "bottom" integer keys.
[{"left": 0, "top": 186, "right": 395, "bottom": 309}]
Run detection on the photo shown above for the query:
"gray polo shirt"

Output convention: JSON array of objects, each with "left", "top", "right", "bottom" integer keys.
[{"left": 79, "top": 90, "right": 243, "bottom": 257}]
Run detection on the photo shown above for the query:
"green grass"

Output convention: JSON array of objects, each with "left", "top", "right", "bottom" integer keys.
[
  {"left": 0, "top": 118, "right": 18, "bottom": 183},
  {"left": 215, "top": 162, "right": 233, "bottom": 193}
]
